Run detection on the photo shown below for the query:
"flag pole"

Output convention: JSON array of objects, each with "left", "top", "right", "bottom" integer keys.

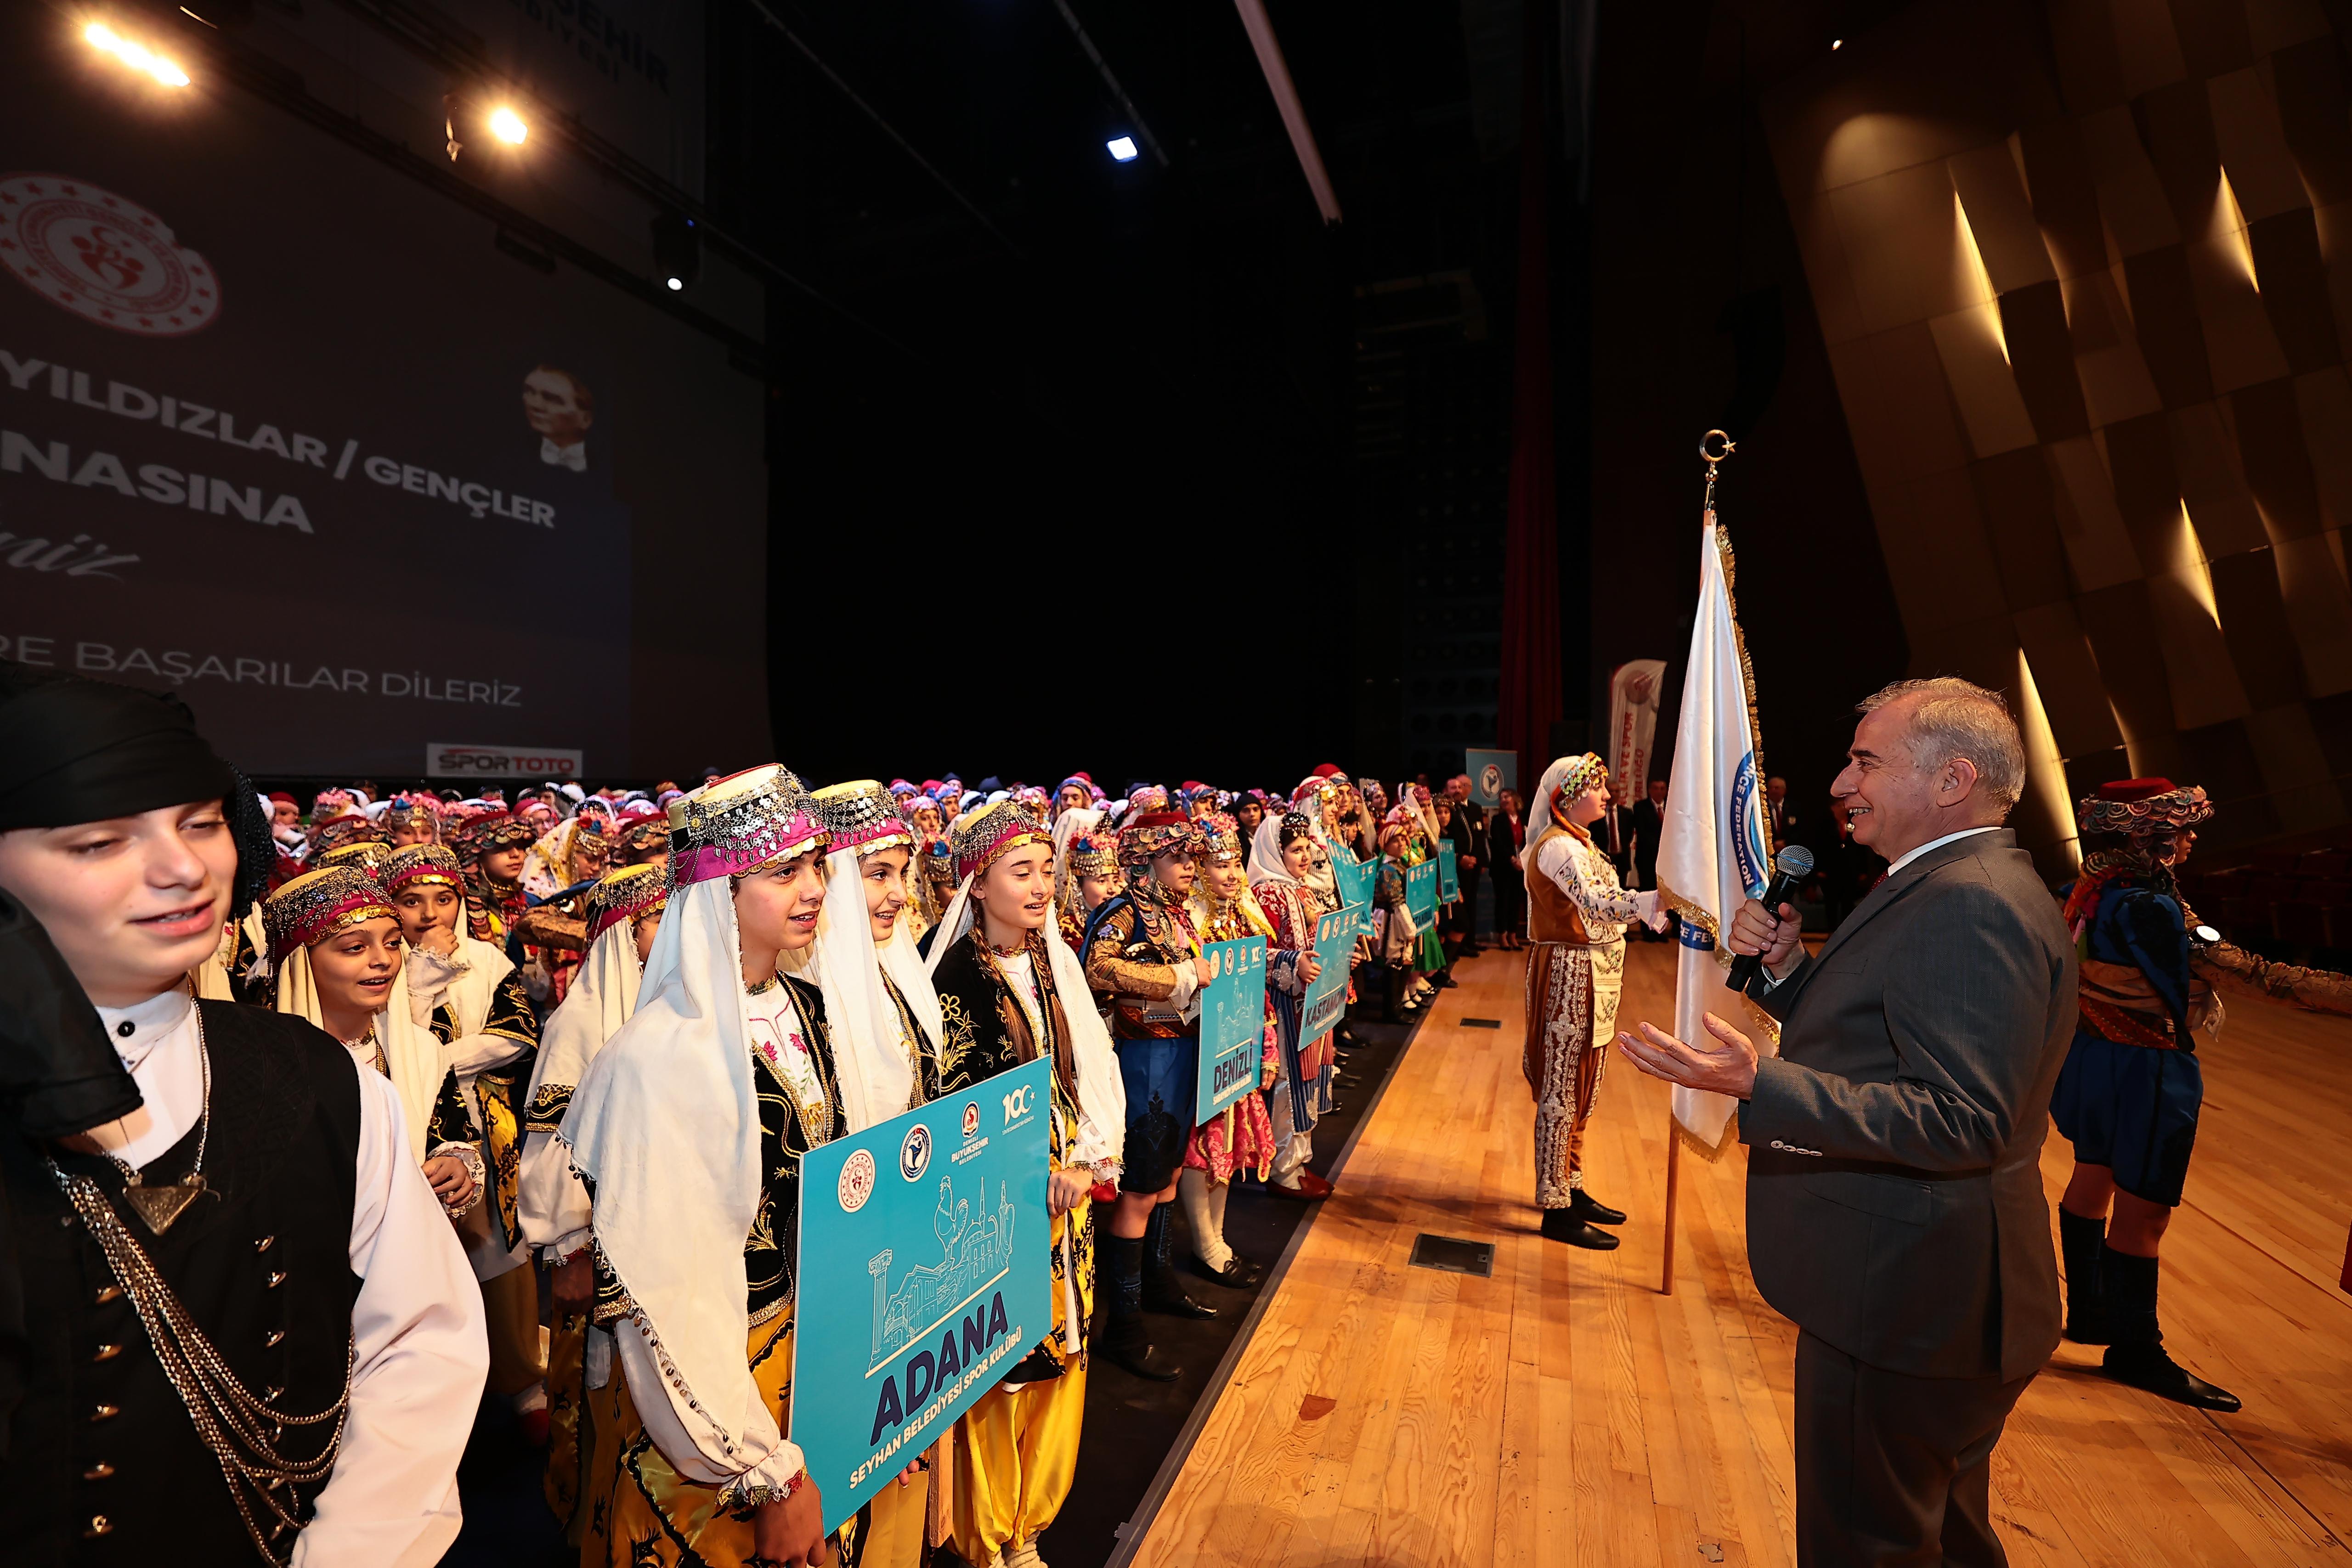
[{"left": 1658, "top": 429, "right": 1736, "bottom": 1298}]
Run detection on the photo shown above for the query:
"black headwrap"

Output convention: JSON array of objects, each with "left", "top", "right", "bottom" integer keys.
[{"left": 0, "top": 660, "right": 237, "bottom": 831}]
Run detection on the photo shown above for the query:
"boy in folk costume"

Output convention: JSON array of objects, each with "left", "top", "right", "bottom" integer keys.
[
  {"left": 1178, "top": 812, "right": 1288, "bottom": 1281},
  {"left": 1082, "top": 811, "right": 1219, "bottom": 1378},
  {"left": 2053, "top": 779, "right": 2352, "bottom": 1411},
  {"left": 520, "top": 862, "right": 668, "bottom": 1545},
  {"left": 380, "top": 844, "right": 548, "bottom": 1428},
  {"left": 560, "top": 766, "right": 842, "bottom": 1568},
  {"left": 0, "top": 661, "right": 485, "bottom": 1566},
  {"left": 1521, "top": 754, "right": 1667, "bottom": 1249},
  {"left": 923, "top": 801, "right": 1126, "bottom": 1568},
  {"left": 449, "top": 807, "right": 535, "bottom": 946}
]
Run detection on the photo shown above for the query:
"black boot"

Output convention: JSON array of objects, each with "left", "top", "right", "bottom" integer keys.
[
  {"left": 1142, "top": 1204, "right": 1217, "bottom": 1319},
  {"left": 1100, "top": 1236, "right": 1181, "bottom": 1381},
  {"left": 2059, "top": 1207, "right": 2109, "bottom": 1344},
  {"left": 1568, "top": 1189, "right": 1626, "bottom": 1227},
  {"left": 1540, "top": 1206, "right": 1619, "bottom": 1249},
  {"left": 2097, "top": 1249, "right": 2240, "bottom": 1412}
]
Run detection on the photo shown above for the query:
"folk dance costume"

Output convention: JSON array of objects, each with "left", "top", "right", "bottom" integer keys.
[
  {"left": 562, "top": 766, "right": 861, "bottom": 1568},
  {"left": 0, "top": 665, "right": 484, "bottom": 1566},
  {"left": 1521, "top": 755, "right": 1638, "bottom": 1247},
  {"left": 516, "top": 814, "right": 613, "bottom": 1005},
  {"left": 1083, "top": 810, "right": 1219, "bottom": 1372},
  {"left": 450, "top": 809, "right": 535, "bottom": 946},
  {"left": 1050, "top": 808, "right": 1114, "bottom": 953},
  {"left": 380, "top": 846, "right": 545, "bottom": 1402},
  {"left": 802, "top": 781, "right": 948, "bottom": 1568},
  {"left": 2052, "top": 780, "right": 2352, "bottom": 1412},
  {"left": 1250, "top": 812, "right": 1339, "bottom": 1196},
  {"left": 521, "top": 863, "right": 668, "bottom": 1543},
  {"left": 923, "top": 801, "right": 1126, "bottom": 1568},
  {"left": 1178, "top": 813, "right": 1284, "bottom": 1283}
]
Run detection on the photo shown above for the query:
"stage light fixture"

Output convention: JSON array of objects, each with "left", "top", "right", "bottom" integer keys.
[
  {"left": 85, "top": 21, "right": 191, "bottom": 86},
  {"left": 1107, "top": 135, "right": 1140, "bottom": 163},
  {"left": 1831, "top": 38, "right": 1843, "bottom": 48},
  {"left": 666, "top": 276, "right": 684, "bottom": 291},
  {"left": 490, "top": 106, "right": 529, "bottom": 144}
]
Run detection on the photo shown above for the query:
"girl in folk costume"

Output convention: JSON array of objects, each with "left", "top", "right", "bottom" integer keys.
[
  {"left": 521, "top": 862, "right": 668, "bottom": 1546},
  {"left": 1520, "top": 754, "right": 1667, "bottom": 1249},
  {"left": 379, "top": 844, "right": 548, "bottom": 1421},
  {"left": 1081, "top": 811, "right": 1221, "bottom": 1381},
  {"left": 923, "top": 802, "right": 1127, "bottom": 1568},
  {"left": 798, "top": 781, "right": 954, "bottom": 1568},
  {"left": 1250, "top": 811, "right": 1339, "bottom": 1199},
  {"left": 513, "top": 809, "right": 613, "bottom": 1005},
  {"left": 449, "top": 808, "right": 535, "bottom": 945},
  {"left": 264, "top": 867, "right": 486, "bottom": 1218},
  {"left": 561, "top": 765, "right": 844, "bottom": 1568},
  {"left": 1049, "top": 805, "right": 1115, "bottom": 951},
  {"left": 2052, "top": 779, "right": 2352, "bottom": 1413},
  {"left": 382, "top": 792, "right": 444, "bottom": 847},
  {"left": 1380, "top": 808, "right": 1437, "bottom": 1011},
  {"left": 1178, "top": 812, "right": 1287, "bottom": 1279}
]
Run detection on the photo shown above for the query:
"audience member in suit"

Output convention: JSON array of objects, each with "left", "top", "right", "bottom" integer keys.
[
  {"left": 1624, "top": 778, "right": 1669, "bottom": 939},
  {"left": 1616, "top": 678, "right": 2075, "bottom": 1568},
  {"left": 1488, "top": 789, "right": 1527, "bottom": 949},
  {"left": 1766, "top": 773, "right": 1802, "bottom": 855},
  {"left": 1443, "top": 774, "right": 1486, "bottom": 957},
  {"left": 1817, "top": 797, "right": 1880, "bottom": 931}
]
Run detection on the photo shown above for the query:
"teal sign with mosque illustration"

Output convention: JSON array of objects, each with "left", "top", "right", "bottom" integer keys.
[
  {"left": 793, "top": 1057, "right": 1053, "bottom": 1533},
  {"left": 1437, "top": 839, "right": 1460, "bottom": 903},
  {"left": 1405, "top": 859, "right": 1439, "bottom": 925},
  {"left": 1329, "top": 847, "right": 1377, "bottom": 934}
]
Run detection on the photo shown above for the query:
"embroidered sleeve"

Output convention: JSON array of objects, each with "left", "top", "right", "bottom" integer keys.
[
  {"left": 482, "top": 969, "right": 542, "bottom": 1046},
  {"left": 1538, "top": 836, "right": 1640, "bottom": 924},
  {"left": 1084, "top": 904, "right": 1178, "bottom": 999},
  {"left": 514, "top": 901, "right": 588, "bottom": 953}
]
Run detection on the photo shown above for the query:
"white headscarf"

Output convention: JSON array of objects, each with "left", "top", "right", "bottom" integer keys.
[
  {"left": 1248, "top": 812, "right": 1304, "bottom": 892},
  {"left": 924, "top": 869, "right": 1127, "bottom": 1169},
  {"left": 786, "top": 846, "right": 920, "bottom": 1132},
  {"left": 277, "top": 941, "right": 448, "bottom": 1164},
  {"left": 530, "top": 914, "right": 647, "bottom": 1110},
  {"left": 562, "top": 874, "right": 792, "bottom": 1488}
]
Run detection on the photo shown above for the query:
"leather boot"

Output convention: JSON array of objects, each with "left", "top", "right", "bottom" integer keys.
[
  {"left": 2098, "top": 1248, "right": 2240, "bottom": 1411},
  {"left": 1540, "top": 1206, "right": 1618, "bottom": 1249},
  {"left": 1100, "top": 1235, "right": 1181, "bottom": 1381},
  {"left": 1142, "top": 1203, "right": 1217, "bottom": 1319},
  {"left": 2059, "top": 1207, "right": 2109, "bottom": 1344}
]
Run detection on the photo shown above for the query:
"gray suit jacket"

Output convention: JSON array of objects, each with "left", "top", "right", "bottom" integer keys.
[{"left": 1739, "top": 827, "right": 2075, "bottom": 1382}]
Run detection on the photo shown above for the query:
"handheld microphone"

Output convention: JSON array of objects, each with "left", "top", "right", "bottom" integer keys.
[{"left": 1726, "top": 843, "right": 1815, "bottom": 990}]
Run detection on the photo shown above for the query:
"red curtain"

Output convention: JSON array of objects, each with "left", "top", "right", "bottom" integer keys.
[{"left": 1497, "top": 17, "right": 1560, "bottom": 795}]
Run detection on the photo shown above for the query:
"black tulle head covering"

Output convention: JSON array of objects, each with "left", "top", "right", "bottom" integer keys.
[{"left": 0, "top": 660, "right": 237, "bottom": 831}]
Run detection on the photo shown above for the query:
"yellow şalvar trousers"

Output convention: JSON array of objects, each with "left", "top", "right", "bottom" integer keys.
[
  {"left": 947, "top": 1365, "right": 1087, "bottom": 1562},
  {"left": 543, "top": 1310, "right": 592, "bottom": 1541}
]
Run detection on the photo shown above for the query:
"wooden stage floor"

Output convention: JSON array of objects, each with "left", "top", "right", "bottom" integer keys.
[{"left": 1127, "top": 943, "right": 2352, "bottom": 1568}]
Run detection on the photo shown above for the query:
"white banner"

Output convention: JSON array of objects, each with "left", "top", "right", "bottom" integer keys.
[
  {"left": 1606, "top": 659, "right": 1668, "bottom": 806},
  {"left": 1656, "top": 511, "right": 1773, "bottom": 1147}
]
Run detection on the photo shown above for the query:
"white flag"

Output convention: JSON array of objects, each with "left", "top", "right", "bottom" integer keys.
[{"left": 1656, "top": 509, "right": 1775, "bottom": 1148}]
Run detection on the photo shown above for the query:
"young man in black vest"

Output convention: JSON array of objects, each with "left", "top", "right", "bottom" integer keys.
[{"left": 0, "top": 660, "right": 486, "bottom": 1566}]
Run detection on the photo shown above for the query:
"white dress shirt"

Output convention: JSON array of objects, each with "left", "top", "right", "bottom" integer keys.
[{"left": 87, "top": 987, "right": 490, "bottom": 1568}]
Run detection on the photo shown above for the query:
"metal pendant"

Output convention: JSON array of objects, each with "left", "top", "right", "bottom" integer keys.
[{"left": 123, "top": 1175, "right": 207, "bottom": 1235}]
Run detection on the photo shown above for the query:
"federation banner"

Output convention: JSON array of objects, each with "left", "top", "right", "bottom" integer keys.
[
  {"left": 1607, "top": 660, "right": 1670, "bottom": 806},
  {"left": 1465, "top": 748, "right": 1517, "bottom": 810},
  {"left": 793, "top": 1058, "right": 1052, "bottom": 1534},
  {"left": 1404, "top": 860, "right": 1438, "bottom": 926},
  {"left": 1300, "top": 906, "right": 1359, "bottom": 1038},
  {"left": 1436, "top": 839, "right": 1460, "bottom": 903},
  {"left": 1195, "top": 937, "right": 1268, "bottom": 1123},
  {"left": 1656, "top": 510, "right": 1776, "bottom": 1149}
]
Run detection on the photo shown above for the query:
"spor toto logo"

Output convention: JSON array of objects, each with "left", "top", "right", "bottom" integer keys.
[{"left": 0, "top": 174, "right": 220, "bottom": 336}]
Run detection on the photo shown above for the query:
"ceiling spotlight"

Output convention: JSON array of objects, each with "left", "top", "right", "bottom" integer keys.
[
  {"left": 665, "top": 276, "right": 683, "bottom": 291},
  {"left": 1107, "top": 135, "right": 1139, "bottom": 164},
  {"left": 489, "top": 106, "right": 528, "bottom": 144},
  {"left": 1831, "top": 37, "right": 1843, "bottom": 49},
  {"left": 85, "top": 22, "right": 191, "bottom": 86}
]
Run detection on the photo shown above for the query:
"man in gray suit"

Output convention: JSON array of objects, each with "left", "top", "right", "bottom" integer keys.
[{"left": 1617, "top": 677, "right": 2075, "bottom": 1568}]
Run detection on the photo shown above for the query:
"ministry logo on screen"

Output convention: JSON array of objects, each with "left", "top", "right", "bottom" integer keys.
[{"left": 0, "top": 173, "right": 220, "bottom": 336}]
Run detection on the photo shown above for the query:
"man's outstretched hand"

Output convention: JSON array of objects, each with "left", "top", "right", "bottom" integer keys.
[{"left": 1614, "top": 1013, "right": 1759, "bottom": 1100}]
